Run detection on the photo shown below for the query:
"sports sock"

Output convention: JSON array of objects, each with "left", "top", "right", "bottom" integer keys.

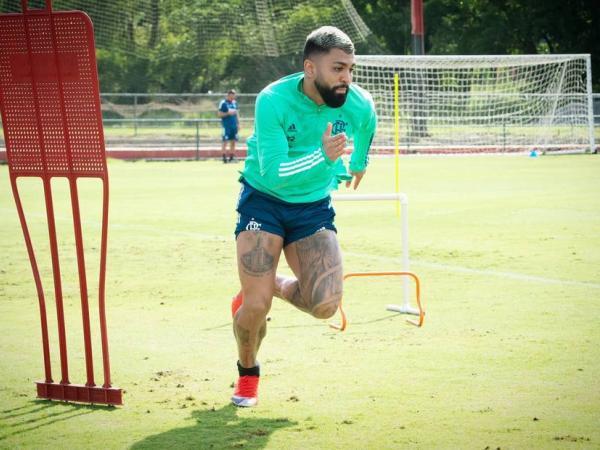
[{"left": 237, "top": 361, "right": 260, "bottom": 377}]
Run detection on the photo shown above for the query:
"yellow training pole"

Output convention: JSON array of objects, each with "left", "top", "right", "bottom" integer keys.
[{"left": 394, "top": 73, "right": 400, "bottom": 217}]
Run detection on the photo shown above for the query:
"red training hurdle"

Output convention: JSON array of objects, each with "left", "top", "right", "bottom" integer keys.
[{"left": 0, "top": 0, "right": 121, "bottom": 405}]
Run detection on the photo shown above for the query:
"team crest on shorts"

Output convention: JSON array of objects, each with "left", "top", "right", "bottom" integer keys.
[{"left": 246, "top": 218, "right": 262, "bottom": 231}]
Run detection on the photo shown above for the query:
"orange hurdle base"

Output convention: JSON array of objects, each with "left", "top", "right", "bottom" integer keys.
[{"left": 330, "top": 271, "right": 425, "bottom": 331}]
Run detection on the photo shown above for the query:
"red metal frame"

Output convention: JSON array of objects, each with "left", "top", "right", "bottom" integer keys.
[{"left": 0, "top": 0, "right": 121, "bottom": 405}]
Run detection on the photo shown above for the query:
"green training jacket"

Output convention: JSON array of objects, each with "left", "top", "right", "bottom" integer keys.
[{"left": 241, "top": 72, "right": 377, "bottom": 203}]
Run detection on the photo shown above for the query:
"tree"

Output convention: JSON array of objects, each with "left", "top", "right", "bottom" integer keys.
[
  {"left": 5, "top": 1, "right": 594, "bottom": 92},
  {"left": 353, "top": 0, "right": 599, "bottom": 90}
]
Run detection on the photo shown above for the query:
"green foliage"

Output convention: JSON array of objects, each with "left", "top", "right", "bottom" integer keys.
[
  {"left": 352, "top": 0, "right": 412, "bottom": 54},
  {"left": 1, "top": 0, "right": 596, "bottom": 91},
  {"left": 275, "top": 1, "right": 333, "bottom": 47},
  {"left": 355, "top": 0, "right": 599, "bottom": 90},
  {"left": 138, "top": 108, "right": 182, "bottom": 119},
  {"left": 97, "top": 49, "right": 151, "bottom": 93}
]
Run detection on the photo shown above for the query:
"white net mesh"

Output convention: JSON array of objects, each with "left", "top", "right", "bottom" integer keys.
[
  {"left": 1, "top": 0, "right": 372, "bottom": 58},
  {"left": 355, "top": 54, "right": 594, "bottom": 153},
  {"left": 101, "top": 93, "right": 257, "bottom": 120},
  {"left": 98, "top": 93, "right": 257, "bottom": 148}
]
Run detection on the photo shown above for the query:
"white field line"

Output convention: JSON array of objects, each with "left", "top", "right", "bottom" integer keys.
[
  {"left": 4, "top": 207, "right": 599, "bottom": 290},
  {"left": 346, "top": 251, "right": 600, "bottom": 290}
]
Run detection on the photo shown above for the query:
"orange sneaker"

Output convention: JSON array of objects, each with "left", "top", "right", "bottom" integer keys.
[
  {"left": 232, "top": 375, "right": 259, "bottom": 407},
  {"left": 231, "top": 291, "right": 243, "bottom": 318}
]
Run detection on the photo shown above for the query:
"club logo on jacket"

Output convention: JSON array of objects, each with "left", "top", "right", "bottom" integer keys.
[
  {"left": 332, "top": 119, "right": 347, "bottom": 135},
  {"left": 286, "top": 123, "right": 297, "bottom": 143}
]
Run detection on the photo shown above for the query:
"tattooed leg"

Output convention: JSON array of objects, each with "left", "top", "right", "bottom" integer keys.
[
  {"left": 274, "top": 275, "right": 307, "bottom": 313},
  {"left": 275, "top": 230, "right": 343, "bottom": 319},
  {"left": 235, "top": 230, "right": 283, "bottom": 367}
]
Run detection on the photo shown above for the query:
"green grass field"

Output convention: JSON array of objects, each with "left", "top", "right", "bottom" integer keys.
[{"left": 1, "top": 155, "right": 599, "bottom": 449}]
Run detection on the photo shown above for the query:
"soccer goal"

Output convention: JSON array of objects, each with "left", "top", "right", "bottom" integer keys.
[{"left": 355, "top": 54, "right": 595, "bottom": 154}]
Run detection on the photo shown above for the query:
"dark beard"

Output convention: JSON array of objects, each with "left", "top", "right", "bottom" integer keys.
[{"left": 315, "top": 78, "right": 349, "bottom": 108}]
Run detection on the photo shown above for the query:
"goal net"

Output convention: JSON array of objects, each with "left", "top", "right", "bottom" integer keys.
[
  {"left": 1, "top": 0, "right": 372, "bottom": 58},
  {"left": 355, "top": 54, "right": 595, "bottom": 154}
]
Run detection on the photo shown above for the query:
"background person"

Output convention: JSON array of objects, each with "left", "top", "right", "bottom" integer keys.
[{"left": 217, "top": 89, "right": 239, "bottom": 163}]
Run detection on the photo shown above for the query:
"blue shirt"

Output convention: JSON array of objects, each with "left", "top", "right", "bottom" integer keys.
[{"left": 219, "top": 99, "right": 238, "bottom": 129}]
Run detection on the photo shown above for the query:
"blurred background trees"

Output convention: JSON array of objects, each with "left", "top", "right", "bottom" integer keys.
[{"left": 1, "top": 0, "right": 597, "bottom": 92}]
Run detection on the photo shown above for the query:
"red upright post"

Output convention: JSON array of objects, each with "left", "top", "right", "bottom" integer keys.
[
  {"left": 99, "top": 178, "right": 113, "bottom": 389},
  {"left": 9, "top": 177, "right": 53, "bottom": 384},
  {"left": 411, "top": 0, "right": 425, "bottom": 56},
  {"left": 0, "top": 0, "right": 122, "bottom": 405}
]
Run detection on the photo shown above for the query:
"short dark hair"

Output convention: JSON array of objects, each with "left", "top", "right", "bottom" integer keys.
[{"left": 303, "top": 26, "right": 354, "bottom": 61}]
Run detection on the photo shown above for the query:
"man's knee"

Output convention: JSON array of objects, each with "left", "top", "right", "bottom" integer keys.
[
  {"left": 306, "top": 268, "right": 343, "bottom": 319},
  {"left": 309, "top": 292, "right": 342, "bottom": 319},
  {"left": 239, "top": 296, "right": 271, "bottom": 318}
]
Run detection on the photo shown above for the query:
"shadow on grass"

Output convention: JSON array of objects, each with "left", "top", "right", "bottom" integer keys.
[
  {"left": 131, "top": 404, "right": 297, "bottom": 450},
  {"left": 200, "top": 313, "right": 402, "bottom": 332},
  {"left": 271, "top": 312, "right": 403, "bottom": 330},
  {"left": 0, "top": 399, "right": 116, "bottom": 441}
]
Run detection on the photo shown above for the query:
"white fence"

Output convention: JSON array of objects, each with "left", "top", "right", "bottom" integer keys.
[{"left": 1, "top": 92, "right": 599, "bottom": 154}]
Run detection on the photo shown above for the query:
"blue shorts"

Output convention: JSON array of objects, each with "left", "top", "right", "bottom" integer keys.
[
  {"left": 234, "top": 180, "right": 337, "bottom": 247},
  {"left": 222, "top": 126, "right": 238, "bottom": 141}
]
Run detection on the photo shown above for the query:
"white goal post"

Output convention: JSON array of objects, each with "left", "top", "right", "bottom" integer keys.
[{"left": 355, "top": 54, "right": 595, "bottom": 154}]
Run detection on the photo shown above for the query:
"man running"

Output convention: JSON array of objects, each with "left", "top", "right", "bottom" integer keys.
[{"left": 231, "top": 26, "right": 377, "bottom": 407}]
